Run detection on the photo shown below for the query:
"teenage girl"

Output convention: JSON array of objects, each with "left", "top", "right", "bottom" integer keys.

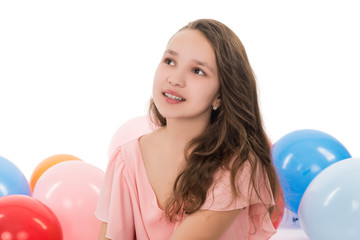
[{"left": 96, "top": 18, "right": 283, "bottom": 240}]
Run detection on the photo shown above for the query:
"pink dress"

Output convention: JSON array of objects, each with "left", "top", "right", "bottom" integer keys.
[{"left": 95, "top": 138, "right": 276, "bottom": 239}]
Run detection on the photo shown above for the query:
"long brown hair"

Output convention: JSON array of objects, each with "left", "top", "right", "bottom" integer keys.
[{"left": 149, "top": 19, "right": 283, "bottom": 222}]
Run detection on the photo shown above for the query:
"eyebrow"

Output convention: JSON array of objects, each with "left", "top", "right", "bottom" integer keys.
[
  {"left": 165, "top": 49, "right": 178, "bottom": 56},
  {"left": 165, "top": 49, "right": 216, "bottom": 74}
]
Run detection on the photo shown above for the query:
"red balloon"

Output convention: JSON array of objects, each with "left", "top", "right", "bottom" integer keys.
[{"left": 0, "top": 195, "right": 63, "bottom": 240}]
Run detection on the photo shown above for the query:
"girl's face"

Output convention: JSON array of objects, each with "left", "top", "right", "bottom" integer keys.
[{"left": 152, "top": 29, "right": 220, "bottom": 123}]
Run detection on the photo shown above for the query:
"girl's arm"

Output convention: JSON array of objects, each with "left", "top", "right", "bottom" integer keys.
[
  {"left": 170, "top": 208, "right": 241, "bottom": 240},
  {"left": 98, "top": 222, "right": 110, "bottom": 240}
]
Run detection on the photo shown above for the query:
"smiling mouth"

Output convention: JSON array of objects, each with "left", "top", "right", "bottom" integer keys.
[{"left": 163, "top": 92, "right": 186, "bottom": 101}]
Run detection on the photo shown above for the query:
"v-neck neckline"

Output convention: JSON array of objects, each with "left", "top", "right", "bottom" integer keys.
[{"left": 137, "top": 136, "right": 166, "bottom": 213}]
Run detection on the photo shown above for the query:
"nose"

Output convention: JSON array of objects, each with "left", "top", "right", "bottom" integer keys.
[{"left": 167, "top": 69, "right": 185, "bottom": 87}]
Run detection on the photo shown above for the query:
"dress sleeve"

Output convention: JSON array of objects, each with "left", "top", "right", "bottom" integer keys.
[
  {"left": 201, "top": 161, "right": 274, "bottom": 210},
  {"left": 200, "top": 161, "right": 276, "bottom": 239},
  {"left": 95, "top": 147, "right": 135, "bottom": 240}
]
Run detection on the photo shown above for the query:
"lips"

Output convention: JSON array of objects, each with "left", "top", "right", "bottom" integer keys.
[{"left": 163, "top": 90, "right": 186, "bottom": 102}]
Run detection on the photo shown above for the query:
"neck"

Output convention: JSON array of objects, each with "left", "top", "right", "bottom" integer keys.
[{"left": 162, "top": 117, "right": 208, "bottom": 149}]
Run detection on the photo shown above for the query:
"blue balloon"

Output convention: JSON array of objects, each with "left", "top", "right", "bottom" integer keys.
[
  {"left": 0, "top": 156, "right": 31, "bottom": 196},
  {"left": 272, "top": 129, "right": 351, "bottom": 213},
  {"left": 298, "top": 158, "right": 360, "bottom": 240}
]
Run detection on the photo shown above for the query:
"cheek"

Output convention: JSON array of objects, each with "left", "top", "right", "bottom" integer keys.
[
  {"left": 152, "top": 80, "right": 160, "bottom": 99},
  {"left": 152, "top": 68, "right": 162, "bottom": 92},
  {"left": 153, "top": 65, "right": 168, "bottom": 85},
  {"left": 190, "top": 87, "right": 217, "bottom": 107},
  {"left": 202, "top": 83, "right": 220, "bottom": 102}
]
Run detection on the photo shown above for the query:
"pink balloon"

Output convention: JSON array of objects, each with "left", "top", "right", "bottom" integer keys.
[
  {"left": 108, "top": 115, "right": 157, "bottom": 158},
  {"left": 32, "top": 161, "right": 104, "bottom": 240}
]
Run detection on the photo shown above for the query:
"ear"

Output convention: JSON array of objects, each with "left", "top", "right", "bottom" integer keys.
[{"left": 213, "top": 95, "right": 221, "bottom": 108}]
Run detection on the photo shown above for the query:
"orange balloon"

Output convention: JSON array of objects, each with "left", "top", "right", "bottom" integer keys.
[{"left": 30, "top": 154, "right": 82, "bottom": 193}]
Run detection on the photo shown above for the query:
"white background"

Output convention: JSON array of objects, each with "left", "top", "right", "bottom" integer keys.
[{"left": 1, "top": 0, "right": 359, "bottom": 180}]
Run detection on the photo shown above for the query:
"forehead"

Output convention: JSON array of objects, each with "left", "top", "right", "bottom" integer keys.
[{"left": 166, "top": 29, "right": 216, "bottom": 65}]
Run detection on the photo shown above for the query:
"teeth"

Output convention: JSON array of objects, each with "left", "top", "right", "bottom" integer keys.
[{"left": 164, "top": 92, "right": 185, "bottom": 101}]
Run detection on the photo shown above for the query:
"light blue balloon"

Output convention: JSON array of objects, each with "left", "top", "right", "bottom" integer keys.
[
  {"left": 299, "top": 158, "right": 360, "bottom": 240},
  {"left": 272, "top": 129, "right": 351, "bottom": 213},
  {"left": 0, "top": 156, "right": 31, "bottom": 196}
]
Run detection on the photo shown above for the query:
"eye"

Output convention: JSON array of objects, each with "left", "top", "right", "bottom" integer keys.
[
  {"left": 165, "top": 58, "right": 175, "bottom": 66},
  {"left": 194, "top": 68, "right": 206, "bottom": 76}
]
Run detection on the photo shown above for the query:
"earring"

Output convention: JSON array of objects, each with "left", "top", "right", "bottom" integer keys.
[{"left": 213, "top": 105, "right": 218, "bottom": 111}]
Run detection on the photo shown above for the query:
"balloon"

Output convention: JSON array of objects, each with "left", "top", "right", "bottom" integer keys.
[
  {"left": 272, "top": 129, "right": 351, "bottom": 213},
  {"left": 0, "top": 195, "right": 63, "bottom": 239},
  {"left": 298, "top": 158, "right": 360, "bottom": 240},
  {"left": 32, "top": 161, "right": 104, "bottom": 240},
  {"left": 0, "top": 156, "right": 31, "bottom": 196},
  {"left": 30, "top": 154, "right": 82, "bottom": 193},
  {"left": 108, "top": 115, "right": 156, "bottom": 158}
]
